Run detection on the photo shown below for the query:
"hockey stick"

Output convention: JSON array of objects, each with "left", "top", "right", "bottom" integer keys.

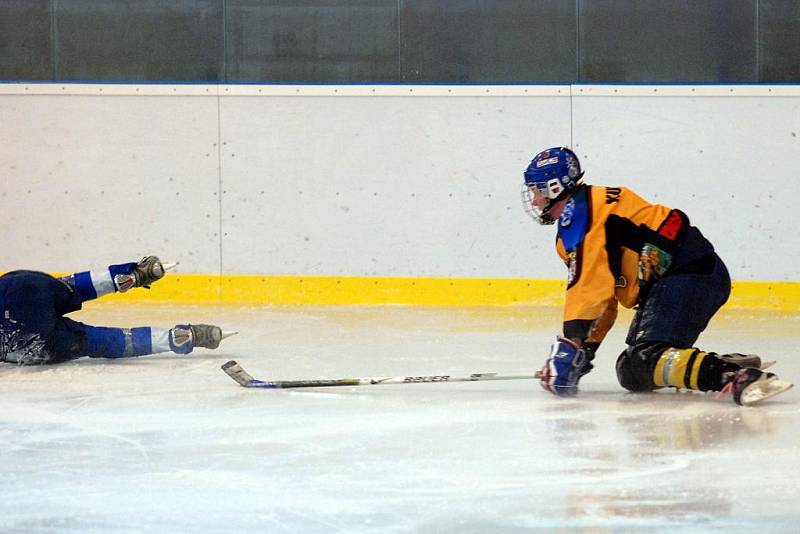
[{"left": 221, "top": 360, "right": 542, "bottom": 389}]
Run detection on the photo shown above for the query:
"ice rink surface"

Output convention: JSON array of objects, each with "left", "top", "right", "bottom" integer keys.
[{"left": 2, "top": 304, "right": 800, "bottom": 533}]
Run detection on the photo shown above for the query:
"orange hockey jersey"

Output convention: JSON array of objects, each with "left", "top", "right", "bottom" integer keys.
[{"left": 555, "top": 185, "right": 714, "bottom": 344}]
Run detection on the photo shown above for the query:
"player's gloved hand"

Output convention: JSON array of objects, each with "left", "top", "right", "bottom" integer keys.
[{"left": 539, "top": 337, "right": 591, "bottom": 397}]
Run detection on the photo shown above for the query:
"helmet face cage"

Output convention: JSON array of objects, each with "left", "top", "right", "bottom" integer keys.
[
  {"left": 521, "top": 183, "right": 558, "bottom": 225},
  {"left": 520, "top": 147, "right": 583, "bottom": 225}
]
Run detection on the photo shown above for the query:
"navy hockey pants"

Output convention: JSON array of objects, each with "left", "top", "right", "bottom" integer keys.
[
  {"left": 615, "top": 253, "right": 731, "bottom": 391},
  {"left": 0, "top": 270, "right": 89, "bottom": 364}
]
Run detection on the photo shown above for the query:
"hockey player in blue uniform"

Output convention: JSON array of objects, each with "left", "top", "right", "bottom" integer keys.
[{"left": 0, "top": 256, "right": 236, "bottom": 365}]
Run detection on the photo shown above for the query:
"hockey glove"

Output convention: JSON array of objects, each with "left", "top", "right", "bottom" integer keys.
[{"left": 539, "top": 337, "right": 591, "bottom": 397}]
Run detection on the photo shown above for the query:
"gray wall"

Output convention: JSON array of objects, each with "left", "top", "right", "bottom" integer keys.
[{"left": 1, "top": 0, "right": 799, "bottom": 82}]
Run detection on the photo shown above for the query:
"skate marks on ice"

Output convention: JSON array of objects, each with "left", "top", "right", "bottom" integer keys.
[{"left": 1, "top": 304, "right": 800, "bottom": 532}]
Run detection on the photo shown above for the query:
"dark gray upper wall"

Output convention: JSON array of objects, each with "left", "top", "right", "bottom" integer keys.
[
  {"left": 226, "top": 0, "right": 398, "bottom": 82},
  {"left": 0, "top": 0, "right": 798, "bottom": 83},
  {"left": 580, "top": 0, "right": 757, "bottom": 82},
  {"left": 760, "top": 0, "right": 800, "bottom": 82},
  {"left": 0, "top": 0, "right": 52, "bottom": 80},
  {"left": 399, "top": 0, "right": 577, "bottom": 83},
  {"left": 55, "top": 0, "right": 223, "bottom": 81}
]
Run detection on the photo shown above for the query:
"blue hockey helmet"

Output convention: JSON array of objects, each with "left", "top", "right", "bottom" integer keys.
[{"left": 521, "top": 147, "right": 584, "bottom": 225}]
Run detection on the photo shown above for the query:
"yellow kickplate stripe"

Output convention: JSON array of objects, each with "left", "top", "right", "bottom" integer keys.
[
  {"left": 100, "top": 275, "right": 566, "bottom": 306},
  {"left": 728, "top": 281, "right": 800, "bottom": 312},
  {"left": 12, "top": 274, "right": 800, "bottom": 309}
]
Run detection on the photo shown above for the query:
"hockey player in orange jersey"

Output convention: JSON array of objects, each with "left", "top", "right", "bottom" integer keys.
[{"left": 521, "top": 146, "right": 792, "bottom": 405}]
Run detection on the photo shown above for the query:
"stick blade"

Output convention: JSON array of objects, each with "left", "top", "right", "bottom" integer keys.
[{"left": 222, "top": 360, "right": 256, "bottom": 387}]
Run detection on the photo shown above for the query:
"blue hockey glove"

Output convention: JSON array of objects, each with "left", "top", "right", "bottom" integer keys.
[{"left": 539, "top": 337, "right": 590, "bottom": 397}]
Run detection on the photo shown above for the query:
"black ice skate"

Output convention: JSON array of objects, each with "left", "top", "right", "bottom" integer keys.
[
  {"left": 721, "top": 368, "right": 793, "bottom": 406},
  {"left": 190, "top": 324, "right": 237, "bottom": 349},
  {"left": 114, "top": 256, "right": 176, "bottom": 292},
  {"left": 718, "top": 353, "right": 775, "bottom": 370},
  {"left": 170, "top": 324, "right": 238, "bottom": 353}
]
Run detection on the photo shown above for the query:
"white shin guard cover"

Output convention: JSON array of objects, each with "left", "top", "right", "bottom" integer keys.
[{"left": 150, "top": 328, "right": 173, "bottom": 354}]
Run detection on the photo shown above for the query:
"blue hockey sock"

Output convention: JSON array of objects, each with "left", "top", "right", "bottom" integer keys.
[
  {"left": 68, "top": 262, "right": 137, "bottom": 301},
  {"left": 168, "top": 325, "right": 194, "bottom": 354},
  {"left": 83, "top": 325, "right": 154, "bottom": 358}
]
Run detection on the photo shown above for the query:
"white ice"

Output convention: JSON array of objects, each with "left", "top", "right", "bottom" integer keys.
[{"left": 2, "top": 304, "right": 800, "bottom": 533}]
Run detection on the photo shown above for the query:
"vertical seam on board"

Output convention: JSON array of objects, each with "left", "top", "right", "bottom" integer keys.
[
  {"left": 216, "top": 89, "right": 224, "bottom": 292},
  {"left": 570, "top": 85, "right": 574, "bottom": 148},
  {"left": 218, "top": 0, "right": 228, "bottom": 300}
]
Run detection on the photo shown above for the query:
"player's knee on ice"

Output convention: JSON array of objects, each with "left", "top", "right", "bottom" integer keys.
[{"left": 615, "top": 343, "right": 667, "bottom": 392}]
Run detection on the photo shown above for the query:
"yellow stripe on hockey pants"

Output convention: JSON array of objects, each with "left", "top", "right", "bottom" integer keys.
[{"left": 653, "top": 348, "right": 708, "bottom": 390}]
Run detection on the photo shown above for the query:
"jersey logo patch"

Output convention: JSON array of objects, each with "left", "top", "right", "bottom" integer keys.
[
  {"left": 560, "top": 197, "right": 575, "bottom": 226},
  {"left": 567, "top": 251, "right": 579, "bottom": 287},
  {"left": 658, "top": 210, "right": 683, "bottom": 240}
]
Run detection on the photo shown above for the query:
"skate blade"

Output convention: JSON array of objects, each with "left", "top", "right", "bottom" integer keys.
[
  {"left": 220, "top": 330, "right": 238, "bottom": 341},
  {"left": 760, "top": 360, "right": 776, "bottom": 370},
  {"left": 161, "top": 262, "right": 179, "bottom": 272},
  {"left": 740, "top": 379, "right": 794, "bottom": 406}
]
